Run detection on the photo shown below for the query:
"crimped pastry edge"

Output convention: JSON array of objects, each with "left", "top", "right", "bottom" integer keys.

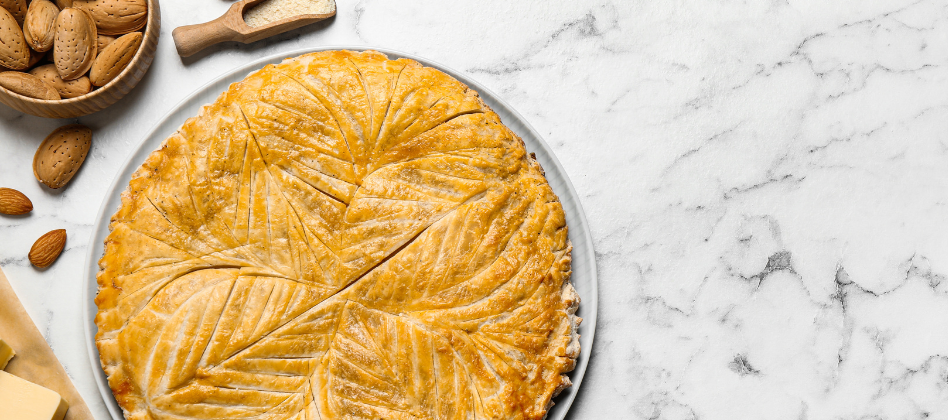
[{"left": 526, "top": 153, "right": 581, "bottom": 419}]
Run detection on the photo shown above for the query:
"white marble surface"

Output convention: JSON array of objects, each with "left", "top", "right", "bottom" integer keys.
[{"left": 2, "top": 0, "right": 948, "bottom": 419}]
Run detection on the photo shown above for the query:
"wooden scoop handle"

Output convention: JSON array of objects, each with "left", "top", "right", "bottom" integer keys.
[
  {"left": 172, "top": 0, "right": 254, "bottom": 58},
  {"left": 172, "top": 0, "right": 335, "bottom": 58},
  {"left": 172, "top": 12, "right": 242, "bottom": 57}
]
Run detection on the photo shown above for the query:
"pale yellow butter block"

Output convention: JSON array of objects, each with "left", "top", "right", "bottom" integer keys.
[
  {"left": 0, "top": 371, "right": 69, "bottom": 420},
  {"left": 0, "top": 337, "right": 14, "bottom": 369}
]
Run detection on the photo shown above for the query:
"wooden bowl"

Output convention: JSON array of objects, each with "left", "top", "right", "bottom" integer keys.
[{"left": 0, "top": 0, "right": 160, "bottom": 119}]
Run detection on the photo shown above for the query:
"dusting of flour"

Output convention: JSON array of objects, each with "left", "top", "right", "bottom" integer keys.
[{"left": 244, "top": 0, "right": 334, "bottom": 27}]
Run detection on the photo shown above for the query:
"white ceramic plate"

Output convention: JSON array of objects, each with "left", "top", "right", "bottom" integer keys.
[{"left": 83, "top": 46, "right": 597, "bottom": 420}]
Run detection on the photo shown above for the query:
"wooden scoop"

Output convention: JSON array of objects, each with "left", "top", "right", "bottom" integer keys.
[{"left": 172, "top": 0, "right": 335, "bottom": 57}]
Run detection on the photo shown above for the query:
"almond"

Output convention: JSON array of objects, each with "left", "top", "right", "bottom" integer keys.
[
  {"left": 0, "top": 0, "right": 27, "bottom": 24},
  {"left": 73, "top": 0, "right": 146, "bottom": 36},
  {"left": 0, "top": 187, "right": 32, "bottom": 215},
  {"left": 96, "top": 34, "right": 115, "bottom": 53},
  {"left": 33, "top": 124, "right": 91, "bottom": 189},
  {"left": 0, "top": 48, "right": 48, "bottom": 71},
  {"left": 29, "top": 229, "right": 66, "bottom": 268},
  {"left": 23, "top": 0, "right": 60, "bottom": 52},
  {"left": 53, "top": 8, "right": 96, "bottom": 80},
  {"left": 0, "top": 71, "right": 60, "bottom": 100},
  {"left": 89, "top": 31, "right": 140, "bottom": 87},
  {"left": 0, "top": 7, "right": 28, "bottom": 70},
  {"left": 6, "top": 47, "right": 49, "bottom": 70},
  {"left": 29, "top": 63, "right": 91, "bottom": 98},
  {"left": 26, "top": 48, "right": 46, "bottom": 68},
  {"left": 55, "top": 0, "right": 73, "bottom": 8}
]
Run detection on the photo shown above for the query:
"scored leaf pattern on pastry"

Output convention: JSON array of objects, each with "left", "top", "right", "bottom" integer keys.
[{"left": 95, "top": 51, "right": 580, "bottom": 420}]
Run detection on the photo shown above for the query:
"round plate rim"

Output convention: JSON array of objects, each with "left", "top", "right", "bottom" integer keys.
[{"left": 82, "top": 45, "right": 597, "bottom": 420}]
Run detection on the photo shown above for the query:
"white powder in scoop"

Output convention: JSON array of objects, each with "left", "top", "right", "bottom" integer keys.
[{"left": 244, "top": 0, "right": 335, "bottom": 28}]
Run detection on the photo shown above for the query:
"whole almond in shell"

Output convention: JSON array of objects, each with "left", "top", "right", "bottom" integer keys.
[
  {"left": 33, "top": 124, "right": 91, "bottom": 189},
  {"left": 0, "top": 71, "right": 61, "bottom": 100},
  {"left": 96, "top": 34, "right": 115, "bottom": 53},
  {"left": 29, "top": 229, "right": 66, "bottom": 268},
  {"left": 0, "top": 7, "right": 29, "bottom": 70},
  {"left": 24, "top": 0, "right": 60, "bottom": 52},
  {"left": 73, "top": 0, "right": 146, "bottom": 35},
  {"left": 0, "top": 187, "right": 32, "bottom": 215},
  {"left": 0, "top": 0, "right": 27, "bottom": 24},
  {"left": 90, "top": 31, "right": 140, "bottom": 86},
  {"left": 1, "top": 49, "right": 50, "bottom": 71},
  {"left": 29, "top": 63, "right": 91, "bottom": 98},
  {"left": 53, "top": 8, "right": 97, "bottom": 80},
  {"left": 27, "top": 48, "right": 47, "bottom": 67},
  {"left": 0, "top": 48, "right": 52, "bottom": 71}
]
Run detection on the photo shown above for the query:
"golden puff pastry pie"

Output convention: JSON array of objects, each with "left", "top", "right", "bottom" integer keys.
[{"left": 95, "top": 50, "right": 581, "bottom": 420}]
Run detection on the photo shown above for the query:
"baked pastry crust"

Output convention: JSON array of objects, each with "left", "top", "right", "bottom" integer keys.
[{"left": 95, "top": 50, "right": 580, "bottom": 420}]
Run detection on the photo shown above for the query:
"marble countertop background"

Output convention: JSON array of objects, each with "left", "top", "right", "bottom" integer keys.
[{"left": 2, "top": 0, "right": 948, "bottom": 419}]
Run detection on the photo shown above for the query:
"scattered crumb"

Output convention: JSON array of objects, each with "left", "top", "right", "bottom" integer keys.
[
  {"left": 728, "top": 354, "right": 761, "bottom": 376},
  {"left": 244, "top": 0, "right": 335, "bottom": 28}
]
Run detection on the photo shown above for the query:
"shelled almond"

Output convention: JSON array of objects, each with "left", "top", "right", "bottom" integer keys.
[
  {"left": 0, "top": 188, "right": 32, "bottom": 215},
  {"left": 0, "top": 0, "right": 147, "bottom": 101},
  {"left": 29, "top": 229, "right": 66, "bottom": 268}
]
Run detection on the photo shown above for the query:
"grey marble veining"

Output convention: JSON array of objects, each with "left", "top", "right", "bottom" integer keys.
[{"left": 1, "top": 1, "right": 947, "bottom": 419}]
